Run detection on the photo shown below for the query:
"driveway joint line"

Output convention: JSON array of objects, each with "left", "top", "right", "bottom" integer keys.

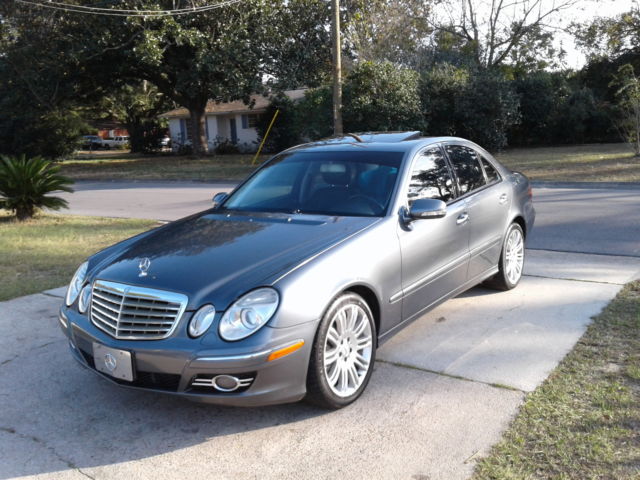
[
  {"left": 376, "top": 359, "right": 525, "bottom": 393},
  {"left": 523, "top": 273, "right": 624, "bottom": 286},
  {"left": 1, "top": 339, "right": 65, "bottom": 368},
  {"left": 41, "top": 292, "right": 64, "bottom": 299},
  {"left": 0, "top": 426, "right": 95, "bottom": 479}
]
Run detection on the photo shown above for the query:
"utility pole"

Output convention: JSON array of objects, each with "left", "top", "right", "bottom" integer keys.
[{"left": 331, "top": 0, "right": 343, "bottom": 135}]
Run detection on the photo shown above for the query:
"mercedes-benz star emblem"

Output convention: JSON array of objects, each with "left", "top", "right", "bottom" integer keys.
[
  {"left": 104, "top": 353, "right": 117, "bottom": 372},
  {"left": 138, "top": 257, "right": 151, "bottom": 277}
]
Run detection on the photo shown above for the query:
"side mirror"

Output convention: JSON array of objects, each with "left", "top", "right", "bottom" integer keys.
[
  {"left": 212, "top": 192, "right": 228, "bottom": 208},
  {"left": 408, "top": 198, "right": 447, "bottom": 220}
]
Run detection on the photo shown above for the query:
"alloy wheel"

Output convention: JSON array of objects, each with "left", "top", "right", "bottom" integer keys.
[
  {"left": 322, "top": 303, "right": 373, "bottom": 398},
  {"left": 505, "top": 227, "right": 524, "bottom": 285}
]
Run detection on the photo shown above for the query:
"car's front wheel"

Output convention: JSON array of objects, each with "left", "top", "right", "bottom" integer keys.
[
  {"left": 306, "top": 292, "right": 376, "bottom": 409},
  {"left": 486, "top": 222, "right": 525, "bottom": 290}
]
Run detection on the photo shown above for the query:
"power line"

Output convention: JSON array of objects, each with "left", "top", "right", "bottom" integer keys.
[
  {"left": 26, "top": 0, "right": 240, "bottom": 14},
  {"left": 14, "top": 0, "right": 244, "bottom": 17}
]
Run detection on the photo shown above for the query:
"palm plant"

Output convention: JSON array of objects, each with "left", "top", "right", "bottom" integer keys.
[{"left": 0, "top": 154, "right": 74, "bottom": 221}]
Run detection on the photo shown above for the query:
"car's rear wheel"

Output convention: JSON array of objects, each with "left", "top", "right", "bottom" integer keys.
[
  {"left": 306, "top": 292, "right": 376, "bottom": 409},
  {"left": 486, "top": 222, "right": 525, "bottom": 291}
]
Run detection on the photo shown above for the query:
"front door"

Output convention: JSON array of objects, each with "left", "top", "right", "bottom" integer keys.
[
  {"left": 397, "top": 145, "right": 470, "bottom": 323},
  {"left": 444, "top": 143, "right": 509, "bottom": 280},
  {"left": 229, "top": 117, "right": 238, "bottom": 144}
]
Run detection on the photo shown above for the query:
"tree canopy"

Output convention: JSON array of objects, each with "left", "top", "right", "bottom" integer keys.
[{"left": 1, "top": 0, "right": 638, "bottom": 158}]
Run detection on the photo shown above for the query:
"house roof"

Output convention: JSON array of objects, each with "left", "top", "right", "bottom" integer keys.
[{"left": 160, "top": 88, "right": 307, "bottom": 119}]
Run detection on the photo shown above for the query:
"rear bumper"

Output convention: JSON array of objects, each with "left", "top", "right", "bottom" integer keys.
[{"left": 59, "top": 308, "right": 317, "bottom": 407}]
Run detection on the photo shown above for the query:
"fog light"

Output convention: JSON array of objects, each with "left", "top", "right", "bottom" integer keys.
[
  {"left": 213, "top": 375, "right": 240, "bottom": 391},
  {"left": 191, "top": 374, "right": 254, "bottom": 392}
]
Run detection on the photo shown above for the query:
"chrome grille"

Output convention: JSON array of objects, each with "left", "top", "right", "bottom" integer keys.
[{"left": 90, "top": 280, "right": 188, "bottom": 340}]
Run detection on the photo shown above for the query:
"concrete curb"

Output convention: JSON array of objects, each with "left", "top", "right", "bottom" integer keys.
[{"left": 532, "top": 181, "right": 640, "bottom": 189}]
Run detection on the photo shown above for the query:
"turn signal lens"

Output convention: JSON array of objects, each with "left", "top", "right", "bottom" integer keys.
[{"left": 267, "top": 340, "right": 304, "bottom": 362}]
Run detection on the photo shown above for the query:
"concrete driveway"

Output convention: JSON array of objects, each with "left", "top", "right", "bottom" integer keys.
[{"left": 1, "top": 182, "right": 639, "bottom": 479}]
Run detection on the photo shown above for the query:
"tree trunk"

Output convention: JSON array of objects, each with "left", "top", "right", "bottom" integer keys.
[
  {"left": 635, "top": 102, "right": 640, "bottom": 157},
  {"left": 189, "top": 104, "right": 208, "bottom": 156},
  {"left": 16, "top": 204, "right": 34, "bottom": 221}
]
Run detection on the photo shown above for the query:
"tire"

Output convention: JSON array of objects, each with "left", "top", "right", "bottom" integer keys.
[
  {"left": 306, "top": 292, "right": 376, "bottom": 409},
  {"left": 486, "top": 222, "right": 525, "bottom": 291}
]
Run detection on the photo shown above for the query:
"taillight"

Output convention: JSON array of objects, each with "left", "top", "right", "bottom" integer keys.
[{"left": 527, "top": 186, "right": 533, "bottom": 199}]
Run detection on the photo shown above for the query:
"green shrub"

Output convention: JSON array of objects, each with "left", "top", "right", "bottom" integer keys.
[
  {"left": 213, "top": 138, "right": 241, "bottom": 155},
  {"left": 420, "top": 62, "right": 470, "bottom": 137},
  {"left": 0, "top": 154, "right": 74, "bottom": 221},
  {"left": 256, "top": 93, "right": 305, "bottom": 153},
  {"left": 343, "top": 61, "right": 426, "bottom": 133},
  {"left": 455, "top": 71, "right": 521, "bottom": 151}
]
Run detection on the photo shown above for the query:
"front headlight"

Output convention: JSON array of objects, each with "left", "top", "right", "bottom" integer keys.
[
  {"left": 78, "top": 284, "right": 92, "bottom": 313},
  {"left": 189, "top": 304, "right": 216, "bottom": 338},
  {"left": 219, "top": 288, "right": 279, "bottom": 341},
  {"left": 65, "top": 261, "right": 88, "bottom": 307}
]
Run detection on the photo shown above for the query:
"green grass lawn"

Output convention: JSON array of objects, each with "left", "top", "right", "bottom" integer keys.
[
  {"left": 473, "top": 281, "right": 640, "bottom": 480},
  {"left": 59, "top": 143, "right": 640, "bottom": 183},
  {"left": 61, "top": 151, "right": 264, "bottom": 182},
  {"left": 496, "top": 143, "right": 640, "bottom": 182},
  {"left": 0, "top": 212, "right": 157, "bottom": 301}
]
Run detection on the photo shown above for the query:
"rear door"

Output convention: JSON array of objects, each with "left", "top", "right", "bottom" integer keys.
[
  {"left": 444, "top": 143, "right": 510, "bottom": 280},
  {"left": 397, "top": 145, "right": 470, "bottom": 322}
]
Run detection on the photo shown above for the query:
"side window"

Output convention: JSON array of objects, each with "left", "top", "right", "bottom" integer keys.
[
  {"left": 407, "top": 147, "right": 456, "bottom": 205},
  {"left": 445, "top": 145, "right": 486, "bottom": 195},
  {"left": 480, "top": 156, "right": 500, "bottom": 183}
]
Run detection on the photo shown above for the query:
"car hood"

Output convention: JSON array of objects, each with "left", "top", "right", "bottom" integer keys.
[{"left": 91, "top": 210, "right": 379, "bottom": 310}]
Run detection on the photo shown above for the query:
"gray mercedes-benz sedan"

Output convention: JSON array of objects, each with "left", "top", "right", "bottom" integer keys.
[{"left": 59, "top": 132, "right": 535, "bottom": 409}]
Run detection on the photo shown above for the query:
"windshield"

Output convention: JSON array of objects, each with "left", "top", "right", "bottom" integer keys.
[{"left": 223, "top": 150, "right": 403, "bottom": 217}]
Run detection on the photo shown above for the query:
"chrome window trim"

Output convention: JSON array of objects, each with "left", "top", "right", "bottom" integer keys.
[{"left": 90, "top": 279, "right": 188, "bottom": 340}]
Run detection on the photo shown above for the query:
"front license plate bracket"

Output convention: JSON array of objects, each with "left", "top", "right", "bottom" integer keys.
[{"left": 92, "top": 343, "right": 134, "bottom": 382}]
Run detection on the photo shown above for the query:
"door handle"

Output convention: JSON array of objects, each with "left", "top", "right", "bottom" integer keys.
[
  {"left": 499, "top": 193, "right": 508, "bottom": 204},
  {"left": 456, "top": 213, "right": 469, "bottom": 225}
]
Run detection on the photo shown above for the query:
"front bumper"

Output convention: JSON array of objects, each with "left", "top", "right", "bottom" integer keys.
[{"left": 59, "top": 308, "right": 317, "bottom": 407}]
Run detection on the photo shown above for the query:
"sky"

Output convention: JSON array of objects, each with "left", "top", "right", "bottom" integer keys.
[{"left": 432, "top": 0, "right": 638, "bottom": 69}]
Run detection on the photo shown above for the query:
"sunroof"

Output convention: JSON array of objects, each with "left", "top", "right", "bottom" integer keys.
[{"left": 320, "top": 131, "right": 422, "bottom": 144}]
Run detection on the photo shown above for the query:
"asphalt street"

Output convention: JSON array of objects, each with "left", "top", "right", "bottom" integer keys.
[
  {"left": 528, "top": 186, "right": 640, "bottom": 257},
  {"left": 58, "top": 181, "right": 640, "bottom": 257},
  {"left": 1, "top": 181, "right": 638, "bottom": 479}
]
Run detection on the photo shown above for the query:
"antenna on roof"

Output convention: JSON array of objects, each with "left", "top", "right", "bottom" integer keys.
[{"left": 345, "top": 133, "right": 363, "bottom": 142}]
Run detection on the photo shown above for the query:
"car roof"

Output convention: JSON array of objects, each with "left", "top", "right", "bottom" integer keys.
[{"left": 288, "top": 132, "right": 475, "bottom": 154}]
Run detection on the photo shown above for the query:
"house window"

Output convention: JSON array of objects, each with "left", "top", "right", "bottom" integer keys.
[{"left": 242, "top": 114, "right": 260, "bottom": 129}]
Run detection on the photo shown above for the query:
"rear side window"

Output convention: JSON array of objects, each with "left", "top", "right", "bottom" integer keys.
[
  {"left": 407, "top": 147, "right": 456, "bottom": 205},
  {"left": 445, "top": 145, "right": 486, "bottom": 195},
  {"left": 480, "top": 156, "right": 500, "bottom": 183}
]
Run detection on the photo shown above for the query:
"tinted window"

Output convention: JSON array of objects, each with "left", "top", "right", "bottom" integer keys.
[
  {"left": 223, "top": 151, "right": 402, "bottom": 217},
  {"left": 445, "top": 145, "right": 486, "bottom": 194},
  {"left": 481, "top": 156, "right": 500, "bottom": 183},
  {"left": 407, "top": 147, "right": 456, "bottom": 204}
]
